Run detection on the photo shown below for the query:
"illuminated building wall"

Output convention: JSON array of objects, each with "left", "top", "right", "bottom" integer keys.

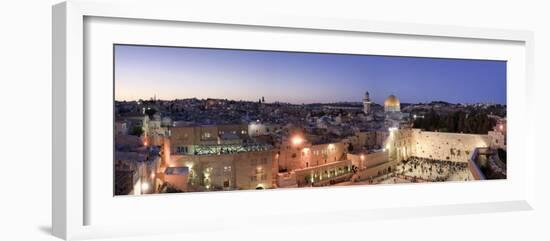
[
  {"left": 488, "top": 119, "right": 507, "bottom": 150},
  {"left": 488, "top": 130, "right": 506, "bottom": 150},
  {"left": 161, "top": 137, "right": 171, "bottom": 167},
  {"left": 170, "top": 124, "right": 248, "bottom": 154},
  {"left": 356, "top": 160, "right": 395, "bottom": 179},
  {"left": 247, "top": 121, "right": 280, "bottom": 137},
  {"left": 169, "top": 150, "right": 275, "bottom": 190},
  {"left": 347, "top": 131, "right": 389, "bottom": 150},
  {"left": 217, "top": 124, "right": 249, "bottom": 139},
  {"left": 147, "top": 119, "right": 168, "bottom": 146},
  {"left": 278, "top": 140, "right": 346, "bottom": 172},
  {"left": 347, "top": 150, "right": 388, "bottom": 169},
  {"left": 294, "top": 160, "right": 353, "bottom": 187},
  {"left": 390, "top": 128, "right": 414, "bottom": 162}
]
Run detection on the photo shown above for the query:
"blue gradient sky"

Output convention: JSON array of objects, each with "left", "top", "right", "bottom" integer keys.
[{"left": 114, "top": 45, "right": 506, "bottom": 105}]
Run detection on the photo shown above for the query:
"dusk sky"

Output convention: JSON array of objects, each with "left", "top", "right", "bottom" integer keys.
[{"left": 114, "top": 44, "right": 506, "bottom": 105}]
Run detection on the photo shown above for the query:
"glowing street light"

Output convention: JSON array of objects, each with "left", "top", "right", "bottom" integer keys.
[
  {"left": 141, "top": 181, "right": 150, "bottom": 193},
  {"left": 291, "top": 136, "right": 304, "bottom": 146}
]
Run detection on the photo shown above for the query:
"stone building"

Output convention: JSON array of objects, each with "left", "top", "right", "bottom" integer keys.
[
  {"left": 488, "top": 118, "right": 507, "bottom": 150},
  {"left": 168, "top": 150, "right": 275, "bottom": 191},
  {"left": 170, "top": 124, "right": 249, "bottom": 155},
  {"left": 277, "top": 137, "right": 346, "bottom": 172}
]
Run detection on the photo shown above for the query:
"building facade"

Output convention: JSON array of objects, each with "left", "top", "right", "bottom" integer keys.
[
  {"left": 170, "top": 124, "right": 250, "bottom": 155},
  {"left": 169, "top": 150, "right": 275, "bottom": 191},
  {"left": 278, "top": 138, "right": 346, "bottom": 172}
]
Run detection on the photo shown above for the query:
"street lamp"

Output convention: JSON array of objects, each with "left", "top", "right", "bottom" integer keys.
[
  {"left": 141, "top": 181, "right": 150, "bottom": 194},
  {"left": 291, "top": 136, "right": 304, "bottom": 146}
]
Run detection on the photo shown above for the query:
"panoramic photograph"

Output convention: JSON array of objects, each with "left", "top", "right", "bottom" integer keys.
[{"left": 113, "top": 44, "right": 507, "bottom": 196}]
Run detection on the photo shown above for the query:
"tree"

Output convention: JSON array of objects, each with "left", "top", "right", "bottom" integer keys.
[
  {"left": 347, "top": 143, "right": 354, "bottom": 152},
  {"left": 130, "top": 126, "right": 144, "bottom": 136},
  {"left": 304, "top": 175, "right": 311, "bottom": 184},
  {"left": 144, "top": 108, "right": 157, "bottom": 117},
  {"left": 497, "top": 148, "right": 507, "bottom": 164}
]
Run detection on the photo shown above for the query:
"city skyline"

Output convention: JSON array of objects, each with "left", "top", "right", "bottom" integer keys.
[{"left": 114, "top": 44, "right": 507, "bottom": 105}]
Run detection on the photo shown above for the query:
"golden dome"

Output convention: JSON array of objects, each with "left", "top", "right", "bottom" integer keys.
[{"left": 384, "top": 95, "right": 400, "bottom": 107}]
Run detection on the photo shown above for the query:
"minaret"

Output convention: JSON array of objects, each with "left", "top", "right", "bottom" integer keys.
[{"left": 363, "top": 91, "right": 372, "bottom": 114}]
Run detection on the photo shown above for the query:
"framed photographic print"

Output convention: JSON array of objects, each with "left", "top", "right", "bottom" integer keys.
[
  {"left": 53, "top": 0, "right": 535, "bottom": 240},
  {"left": 113, "top": 44, "right": 507, "bottom": 195}
]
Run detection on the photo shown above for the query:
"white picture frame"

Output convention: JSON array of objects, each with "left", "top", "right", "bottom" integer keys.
[{"left": 52, "top": 1, "right": 535, "bottom": 240}]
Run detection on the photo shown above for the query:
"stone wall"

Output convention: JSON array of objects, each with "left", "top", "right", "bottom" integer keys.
[
  {"left": 488, "top": 131, "right": 506, "bottom": 150},
  {"left": 347, "top": 150, "right": 389, "bottom": 169},
  {"left": 294, "top": 160, "right": 352, "bottom": 187},
  {"left": 349, "top": 131, "right": 388, "bottom": 149},
  {"left": 407, "top": 129, "right": 490, "bottom": 162}
]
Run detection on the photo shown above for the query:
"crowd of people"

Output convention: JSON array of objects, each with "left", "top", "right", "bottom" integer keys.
[{"left": 395, "top": 157, "right": 471, "bottom": 182}]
